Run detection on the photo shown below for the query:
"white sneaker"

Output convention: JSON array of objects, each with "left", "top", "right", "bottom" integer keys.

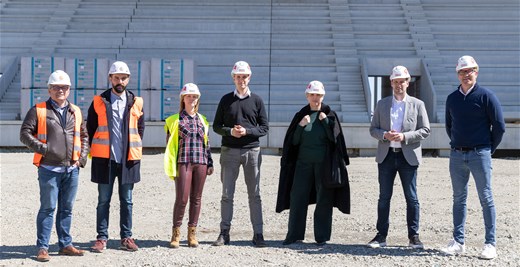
[
  {"left": 366, "top": 235, "right": 387, "bottom": 248},
  {"left": 442, "top": 239, "right": 465, "bottom": 255},
  {"left": 479, "top": 243, "right": 497, "bottom": 260}
]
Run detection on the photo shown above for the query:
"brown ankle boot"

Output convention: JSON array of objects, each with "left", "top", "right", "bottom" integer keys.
[
  {"left": 170, "top": 227, "right": 181, "bottom": 248},
  {"left": 188, "top": 226, "right": 199, "bottom": 247}
]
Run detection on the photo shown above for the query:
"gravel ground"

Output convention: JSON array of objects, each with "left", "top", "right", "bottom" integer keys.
[{"left": 0, "top": 152, "right": 519, "bottom": 266}]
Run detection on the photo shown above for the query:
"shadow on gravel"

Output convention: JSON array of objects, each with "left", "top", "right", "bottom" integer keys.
[
  {"left": 134, "top": 239, "right": 170, "bottom": 248},
  {"left": 0, "top": 245, "right": 33, "bottom": 260},
  {"left": 84, "top": 239, "right": 172, "bottom": 250},
  {"left": 131, "top": 239, "right": 450, "bottom": 258},
  {"left": 0, "top": 240, "right": 172, "bottom": 261},
  {"left": 0, "top": 241, "right": 94, "bottom": 261},
  {"left": 267, "top": 242, "right": 449, "bottom": 257}
]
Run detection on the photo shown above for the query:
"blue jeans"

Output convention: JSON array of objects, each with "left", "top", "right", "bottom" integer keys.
[
  {"left": 96, "top": 161, "right": 134, "bottom": 240},
  {"left": 219, "top": 146, "right": 263, "bottom": 234},
  {"left": 36, "top": 167, "right": 79, "bottom": 249},
  {"left": 449, "top": 147, "right": 495, "bottom": 245},
  {"left": 376, "top": 150, "right": 420, "bottom": 238}
]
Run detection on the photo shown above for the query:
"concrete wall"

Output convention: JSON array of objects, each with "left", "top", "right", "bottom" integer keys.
[{"left": 3, "top": 121, "right": 518, "bottom": 156}]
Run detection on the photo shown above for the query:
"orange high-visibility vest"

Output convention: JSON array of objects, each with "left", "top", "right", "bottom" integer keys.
[
  {"left": 33, "top": 102, "right": 82, "bottom": 167},
  {"left": 90, "top": 95, "right": 143, "bottom": 160},
  {"left": 127, "top": 97, "right": 143, "bottom": 160}
]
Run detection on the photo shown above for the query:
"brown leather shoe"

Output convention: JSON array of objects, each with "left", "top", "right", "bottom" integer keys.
[
  {"left": 36, "top": 248, "right": 50, "bottom": 262},
  {"left": 120, "top": 237, "right": 138, "bottom": 251},
  {"left": 58, "top": 245, "right": 85, "bottom": 256},
  {"left": 91, "top": 239, "right": 107, "bottom": 253}
]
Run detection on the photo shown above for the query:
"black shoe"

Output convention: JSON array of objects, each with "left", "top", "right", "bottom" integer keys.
[
  {"left": 252, "top": 233, "right": 267, "bottom": 247},
  {"left": 212, "top": 229, "right": 230, "bottom": 246},
  {"left": 409, "top": 235, "right": 424, "bottom": 249},
  {"left": 283, "top": 238, "right": 304, "bottom": 245},
  {"left": 316, "top": 241, "right": 327, "bottom": 246},
  {"left": 282, "top": 239, "right": 296, "bottom": 245},
  {"left": 367, "top": 234, "right": 387, "bottom": 248}
]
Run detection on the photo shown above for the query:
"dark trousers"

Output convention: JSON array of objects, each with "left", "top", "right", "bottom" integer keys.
[
  {"left": 376, "top": 150, "right": 420, "bottom": 238},
  {"left": 286, "top": 161, "right": 334, "bottom": 243},
  {"left": 173, "top": 163, "right": 208, "bottom": 227}
]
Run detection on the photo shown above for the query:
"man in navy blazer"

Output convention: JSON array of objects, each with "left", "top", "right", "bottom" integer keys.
[{"left": 367, "top": 66, "right": 430, "bottom": 249}]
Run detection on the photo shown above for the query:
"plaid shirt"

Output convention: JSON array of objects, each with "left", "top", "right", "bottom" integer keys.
[{"left": 177, "top": 110, "right": 212, "bottom": 166}]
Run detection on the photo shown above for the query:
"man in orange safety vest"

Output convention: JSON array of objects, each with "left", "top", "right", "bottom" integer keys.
[
  {"left": 20, "top": 70, "right": 89, "bottom": 262},
  {"left": 87, "top": 61, "right": 144, "bottom": 253}
]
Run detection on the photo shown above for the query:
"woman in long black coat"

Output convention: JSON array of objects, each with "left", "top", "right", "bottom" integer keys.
[{"left": 275, "top": 81, "right": 350, "bottom": 245}]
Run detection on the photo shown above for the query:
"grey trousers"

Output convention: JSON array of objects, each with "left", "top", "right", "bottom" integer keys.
[{"left": 219, "top": 146, "right": 264, "bottom": 234}]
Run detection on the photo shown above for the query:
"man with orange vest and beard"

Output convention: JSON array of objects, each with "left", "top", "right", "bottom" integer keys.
[
  {"left": 87, "top": 61, "right": 144, "bottom": 252},
  {"left": 20, "top": 70, "right": 89, "bottom": 262}
]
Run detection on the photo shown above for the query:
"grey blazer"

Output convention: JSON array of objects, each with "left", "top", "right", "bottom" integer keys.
[{"left": 369, "top": 95, "right": 430, "bottom": 166}]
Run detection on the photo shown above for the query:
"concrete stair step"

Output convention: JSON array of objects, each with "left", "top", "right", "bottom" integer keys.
[
  {"left": 0, "top": 112, "right": 19, "bottom": 120},
  {"left": 272, "top": 24, "right": 332, "bottom": 32},
  {"left": 3, "top": 92, "right": 21, "bottom": 98},
  {"left": 121, "top": 36, "right": 269, "bottom": 49},
  {"left": 337, "top": 112, "right": 370, "bottom": 123},
  {"left": 0, "top": 103, "right": 20, "bottom": 109},
  {"left": 271, "top": 57, "right": 337, "bottom": 65},
  {"left": 272, "top": 39, "right": 334, "bottom": 48}
]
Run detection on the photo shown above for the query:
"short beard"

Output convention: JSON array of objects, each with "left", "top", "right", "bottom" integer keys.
[{"left": 113, "top": 84, "right": 126, "bottom": 94}]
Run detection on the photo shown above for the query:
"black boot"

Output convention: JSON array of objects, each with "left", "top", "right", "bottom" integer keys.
[
  {"left": 252, "top": 233, "right": 267, "bottom": 247},
  {"left": 212, "top": 229, "right": 230, "bottom": 246}
]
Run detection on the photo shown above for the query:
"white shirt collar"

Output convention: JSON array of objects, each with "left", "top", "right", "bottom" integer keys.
[
  {"left": 459, "top": 84, "right": 475, "bottom": 96},
  {"left": 392, "top": 94, "right": 408, "bottom": 104},
  {"left": 234, "top": 88, "right": 251, "bottom": 99}
]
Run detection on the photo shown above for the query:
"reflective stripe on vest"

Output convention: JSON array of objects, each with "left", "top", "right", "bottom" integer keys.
[
  {"left": 90, "top": 96, "right": 110, "bottom": 158},
  {"left": 33, "top": 102, "right": 83, "bottom": 167},
  {"left": 90, "top": 95, "right": 143, "bottom": 160},
  {"left": 128, "top": 97, "right": 143, "bottom": 160}
]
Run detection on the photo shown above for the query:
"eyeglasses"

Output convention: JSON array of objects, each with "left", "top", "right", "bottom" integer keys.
[
  {"left": 50, "top": 85, "right": 70, "bottom": 91},
  {"left": 457, "top": 68, "right": 477, "bottom": 76}
]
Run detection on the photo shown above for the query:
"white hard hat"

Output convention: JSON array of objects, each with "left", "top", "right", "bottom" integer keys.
[
  {"left": 305, "top": 80, "right": 325, "bottom": 95},
  {"left": 231, "top": 61, "right": 252, "bottom": 77},
  {"left": 180, "top": 83, "right": 201, "bottom": 97},
  {"left": 47, "top": 70, "right": 71, "bottom": 86},
  {"left": 109, "top": 61, "right": 131, "bottom": 75},
  {"left": 390, "top": 66, "right": 411, "bottom": 80},
  {"left": 456, "top": 55, "right": 479, "bottom": 72}
]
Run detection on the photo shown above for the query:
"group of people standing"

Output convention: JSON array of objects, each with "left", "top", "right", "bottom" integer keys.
[{"left": 19, "top": 55, "right": 505, "bottom": 263}]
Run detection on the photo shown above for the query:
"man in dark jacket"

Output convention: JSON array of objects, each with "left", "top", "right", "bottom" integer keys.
[
  {"left": 87, "top": 61, "right": 145, "bottom": 252},
  {"left": 20, "top": 70, "right": 89, "bottom": 262}
]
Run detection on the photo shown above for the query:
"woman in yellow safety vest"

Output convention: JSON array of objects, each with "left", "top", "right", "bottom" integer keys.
[{"left": 164, "top": 83, "right": 214, "bottom": 249}]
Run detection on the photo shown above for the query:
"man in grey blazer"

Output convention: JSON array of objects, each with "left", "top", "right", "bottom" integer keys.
[{"left": 367, "top": 66, "right": 430, "bottom": 249}]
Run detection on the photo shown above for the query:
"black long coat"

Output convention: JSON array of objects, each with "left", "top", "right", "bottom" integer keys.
[{"left": 275, "top": 103, "right": 351, "bottom": 214}]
